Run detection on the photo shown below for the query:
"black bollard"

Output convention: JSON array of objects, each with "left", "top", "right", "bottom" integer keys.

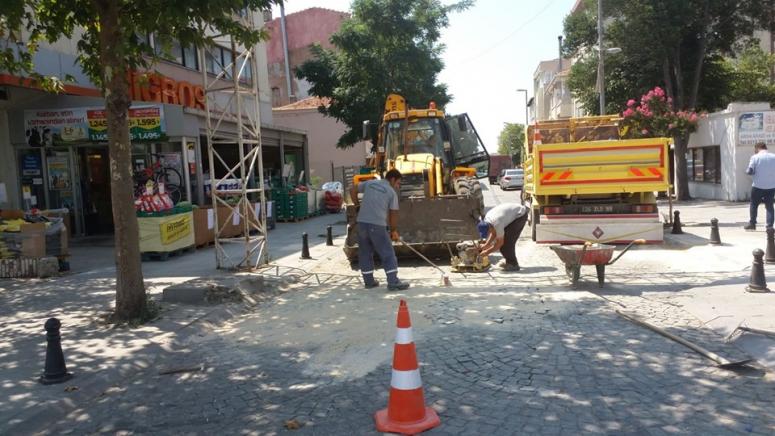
[
  {"left": 746, "top": 249, "right": 770, "bottom": 293},
  {"left": 326, "top": 225, "right": 334, "bottom": 246},
  {"left": 671, "top": 210, "right": 683, "bottom": 234},
  {"left": 766, "top": 228, "right": 775, "bottom": 265},
  {"left": 300, "top": 232, "right": 311, "bottom": 259},
  {"left": 39, "top": 318, "right": 73, "bottom": 385},
  {"left": 709, "top": 218, "right": 721, "bottom": 245}
]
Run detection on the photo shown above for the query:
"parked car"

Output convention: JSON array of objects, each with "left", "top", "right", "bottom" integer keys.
[{"left": 499, "top": 168, "right": 524, "bottom": 190}]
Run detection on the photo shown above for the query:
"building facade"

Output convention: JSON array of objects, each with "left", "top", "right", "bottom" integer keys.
[
  {"left": 265, "top": 7, "right": 349, "bottom": 107},
  {"left": 532, "top": 58, "right": 573, "bottom": 122},
  {"left": 0, "top": 15, "right": 308, "bottom": 237},
  {"left": 272, "top": 97, "right": 369, "bottom": 184},
  {"left": 687, "top": 102, "right": 773, "bottom": 201}
]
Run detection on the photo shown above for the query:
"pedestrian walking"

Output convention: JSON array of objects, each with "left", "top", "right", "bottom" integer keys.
[
  {"left": 745, "top": 142, "right": 775, "bottom": 231},
  {"left": 350, "top": 169, "right": 410, "bottom": 290},
  {"left": 477, "top": 202, "right": 529, "bottom": 271}
]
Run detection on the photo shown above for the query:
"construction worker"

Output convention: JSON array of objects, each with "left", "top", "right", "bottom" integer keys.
[
  {"left": 350, "top": 169, "right": 411, "bottom": 291},
  {"left": 477, "top": 203, "right": 529, "bottom": 271}
]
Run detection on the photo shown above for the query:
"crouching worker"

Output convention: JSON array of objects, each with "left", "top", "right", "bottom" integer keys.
[
  {"left": 350, "top": 169, "right": 410, "bottom": 291},
  {"left": 477, "top": 203, "right": 529, "bottom": 271}
]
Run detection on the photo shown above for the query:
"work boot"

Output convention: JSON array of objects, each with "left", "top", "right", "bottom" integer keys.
[
  {"left": 496, "top": 259, "right": 520, "bottom": 271},
  {"left": 744, "top": 223, "right": 756, "bottom": 231},
  {"left": 387, "top": 281, "right": 410, "bottom": 291},
  {"left": 364, "top": 280, "right": 380, "bottom": 289}
]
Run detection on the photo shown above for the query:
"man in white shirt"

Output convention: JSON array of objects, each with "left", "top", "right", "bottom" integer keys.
[
  {"left": 478, "top": 203, "right": 529, "bottom": 271},
  {"left": 745, "top": 142, "right": 775, "bottom": 230}
]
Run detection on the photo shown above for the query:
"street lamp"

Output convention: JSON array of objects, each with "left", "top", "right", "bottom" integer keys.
[{"left": 516, "top": 88, "right": 529, "bottom": 127}]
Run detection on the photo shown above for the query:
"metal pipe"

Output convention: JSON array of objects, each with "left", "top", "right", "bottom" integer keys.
[
  {"left": 597, "top": 0, "right": 605, "bottom": 115},
  {"left": 279, "top": 3, "right": 294, "bottom": 103}
]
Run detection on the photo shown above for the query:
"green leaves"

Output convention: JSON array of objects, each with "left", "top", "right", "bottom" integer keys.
[
  {"left": 496, "top": 123, "right": 524, "bottom": 162},
  {"left": 296, "top": 0, "right": 469, "bottom": 148},
  {"left": 562, "top": 0, "right": 766, "bottom": 115}
]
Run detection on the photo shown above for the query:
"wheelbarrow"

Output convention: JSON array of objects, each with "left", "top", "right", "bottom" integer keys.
[{"left": 549, "top": 239, "right": 645, "bottom": 287}]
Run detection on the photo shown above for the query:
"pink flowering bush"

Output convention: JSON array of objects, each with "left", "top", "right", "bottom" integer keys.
[{"left": 620, "top": 87, "right": 702, "bottom": 139}]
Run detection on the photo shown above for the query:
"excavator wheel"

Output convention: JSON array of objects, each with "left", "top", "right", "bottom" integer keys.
[{"left": 453, "top": 177, "right": 484, "bottom": 217}]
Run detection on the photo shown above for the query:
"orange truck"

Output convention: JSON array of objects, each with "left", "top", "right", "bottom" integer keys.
[{"left": 522, "top": 116, "right": 671, "bottom": 244}]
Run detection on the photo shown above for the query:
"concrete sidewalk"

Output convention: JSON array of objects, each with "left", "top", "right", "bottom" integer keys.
[{"left": 656, "top": 199, "right": 775, "bottom": 369}]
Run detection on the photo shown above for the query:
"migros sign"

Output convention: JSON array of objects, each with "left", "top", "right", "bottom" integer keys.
[{"left": 127, "top": 71, "right": 205, "bottom": 110}]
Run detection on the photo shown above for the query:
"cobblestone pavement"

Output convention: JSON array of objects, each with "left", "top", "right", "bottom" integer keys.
[{"left": 47, "top": 276, "right": 775, "bottom": 436}]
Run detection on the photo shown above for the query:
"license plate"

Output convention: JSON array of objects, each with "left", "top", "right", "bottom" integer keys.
[{"left": 581, "top": 205, "right": 614, "bottom": 214}]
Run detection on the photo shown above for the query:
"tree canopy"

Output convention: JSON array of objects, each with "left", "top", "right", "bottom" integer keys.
[
  {"left": 562, "top": 0, "right": 768, "bottom": 199},
  {"left": 296, "top": 0, "right": 472, "bottom": 147},
  {"left": 497, "top": 123, "right": 524, "bottom": 163},
  {"left": 1, "top": 0, "right": 276, "bottom": 320}
]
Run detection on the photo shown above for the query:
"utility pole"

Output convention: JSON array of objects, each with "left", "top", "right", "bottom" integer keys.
[{"left": 597, "top": 0, "right": 605, "bottom": 115}]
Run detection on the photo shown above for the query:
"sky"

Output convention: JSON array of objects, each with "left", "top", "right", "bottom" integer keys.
[{"left": 272, "top": 0, "right": 577, "bottom": 153}]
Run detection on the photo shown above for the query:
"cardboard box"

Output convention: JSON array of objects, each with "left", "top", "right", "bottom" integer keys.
[
  {"left": 21, "top": 223, "right": 46, "bottom": 258},
  {"left": 193, "top": 207, "right": 215, "bottom": 247}
]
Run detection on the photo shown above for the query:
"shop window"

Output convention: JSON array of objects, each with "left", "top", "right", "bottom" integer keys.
[{"left": 688, "top": 146, "right": 721, "bottom": 184}]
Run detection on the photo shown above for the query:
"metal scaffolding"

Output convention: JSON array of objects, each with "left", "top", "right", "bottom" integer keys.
[{"left": 200, "top": 12, "right": 268, "bottom": 270}]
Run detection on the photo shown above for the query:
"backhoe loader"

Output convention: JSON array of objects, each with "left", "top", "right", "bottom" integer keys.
[{"left": 344, "top": 94, "right": 490, "bottom": 261}]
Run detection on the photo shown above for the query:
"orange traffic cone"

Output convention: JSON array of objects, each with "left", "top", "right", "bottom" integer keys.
[{"left": 375, "top": 300, "right": 440, "bottom": 435}]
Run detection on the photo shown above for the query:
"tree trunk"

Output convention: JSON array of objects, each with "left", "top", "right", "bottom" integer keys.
[
  {"left": 673, "top": 135, "right": 691, "bottom": 201},
  {"left": 95, "top": 0, "right": 146, "bottom": 319}
]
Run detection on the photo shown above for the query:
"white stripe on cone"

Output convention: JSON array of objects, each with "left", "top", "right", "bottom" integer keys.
[
  {"left": 390, "top": 369, "right": 422, "bottom": 390},
  {"left": 395, "top": 327, "right": 413, "bottom": 344}
]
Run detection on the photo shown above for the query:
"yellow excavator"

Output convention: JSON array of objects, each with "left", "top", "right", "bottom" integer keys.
[{"left": 344, "top": 94, "right": 490, "bottom": 261}]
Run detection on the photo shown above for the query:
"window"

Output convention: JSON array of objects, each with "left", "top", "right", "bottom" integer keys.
[
  {"left": 688, "top": 146, "right": 721, "bottom": 183},
  {"left": 153, "top": 35, "right": 198, "bottom": 70},
  {"left": 205, "top": 45, "right": 252, "bottom": 85}
]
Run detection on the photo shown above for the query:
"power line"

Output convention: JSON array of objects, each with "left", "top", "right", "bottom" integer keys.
[{"left": 455, "top": 0, "right": 562, "bottom": 66}]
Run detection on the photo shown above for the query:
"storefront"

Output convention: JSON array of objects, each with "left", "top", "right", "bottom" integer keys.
[
  {"left": 6, "top": 104, "right": 199, "bottom": 236},
  {"left": 687, "top": 102, "right": 773, "bottom": 202}
]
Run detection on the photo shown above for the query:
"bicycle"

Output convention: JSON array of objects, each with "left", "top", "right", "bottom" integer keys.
[{"left": 133, "top": 154, "right": 183, "bottom": 204}]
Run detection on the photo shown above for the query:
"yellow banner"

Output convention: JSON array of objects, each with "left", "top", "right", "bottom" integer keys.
[{"left": 159, "top": 213, "right": 192, "bottom": 245}]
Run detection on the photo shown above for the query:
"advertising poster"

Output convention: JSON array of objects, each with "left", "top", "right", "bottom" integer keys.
[
  {"left": 25, "top": 106, "right": 165, "bottom": 145},
  {"left": 21, "top": 154, "right": 42, "bottom": 176},
  {"left": 159, "top": 213, "right": 192, "bottom": 245},
  {"left": 24, "top": 109, "right": 89, "bottom": 146},
  {"left": 47, "top": 156, "right": 71, "bottom": 190},
  {"left": 739, "top": 111, "right": 775, "bottom": 146},
  {"left": 87, "top": 106, "right": 166, "bottom": 141}
]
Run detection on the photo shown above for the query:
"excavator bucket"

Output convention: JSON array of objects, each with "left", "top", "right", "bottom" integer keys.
[{"left": 344, "top": 195, "right": 483, "bottom": 262}]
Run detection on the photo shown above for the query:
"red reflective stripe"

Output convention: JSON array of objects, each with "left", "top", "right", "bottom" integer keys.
[
  {"left": 649, "top": 168, "right": 662, "bottom": 176},
  {"left": 541, "top": 172, "right": 556, "bottom": 182},
  {"left": 630, "top": 168, "right": 644, "bottom": 177},
  {"left": 559, "top": 170, "right": 572, "bottom": 180}
]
